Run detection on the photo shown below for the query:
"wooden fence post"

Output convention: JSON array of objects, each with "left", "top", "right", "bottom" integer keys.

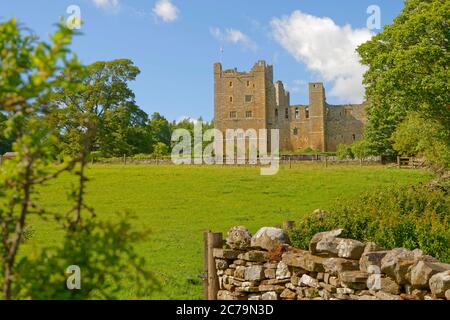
[
  {"left": 203, "top": 230, "right": 210, "bottom": 300},
  {"left": 397, "top": 156, "right": 400, "bottom": 168},
  {"left": 207, "top": 232, "right": 223, "bottom": 300}
]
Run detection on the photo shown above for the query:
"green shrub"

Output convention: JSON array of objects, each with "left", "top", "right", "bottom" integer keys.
[
  {"left": 289, "top": 181, "right": 450, "bottom": 262},
  {"left": 336, "top": 144, "right": 354, "bottom": 160}
]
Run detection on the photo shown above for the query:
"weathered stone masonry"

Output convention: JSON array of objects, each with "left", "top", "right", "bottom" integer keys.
[
  {"left": 213, "top": 225, "right": 450, "bottom": 300},
  {"left": 214, "top": 61, "right": 368, "bottom": 152}
]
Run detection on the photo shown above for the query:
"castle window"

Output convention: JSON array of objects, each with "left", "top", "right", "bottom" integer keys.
[
  {"left": 229, "top": 96, "right": 233, "bottom": 103},
  {"left": 293, "top": 128, "right": 298, "bottom": 136},
  {"left": 275, "top": 109, "right": 278, "bottom": 118},
  {"left": 295, "top": 108, "right": 300, "bottom": 119},
  {"left": 285, "top": 108, "right": 289, "bottom": 119},
  {"left": 305, "top": 107, "right": 310, "bottom": 119},
  {"left": 245, "top": 95, "right": 253, "bottom": 103},
  {"left": 352, "top": 134, "right": 356, "bottom": 141},
  {"left": 229, "top": 81, "right": 233, "bottom": 87},
  {"left": 229, "top": 111, "right": 237, "bottom": 119},
  {"left": 245, "top": 111, "right": 252, "bottom": 118},
  {"left": 247, "top": 81, "right": 250, "bottom": 87}
]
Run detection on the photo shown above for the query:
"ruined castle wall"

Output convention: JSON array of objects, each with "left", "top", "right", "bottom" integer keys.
[{"left": 325, "top": 102, "right": 368, "bottom": 152}]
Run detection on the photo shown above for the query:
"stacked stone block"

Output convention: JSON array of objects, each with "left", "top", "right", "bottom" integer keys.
[{"left": 214, "top": 226, "right": 450, "bottom": 300}]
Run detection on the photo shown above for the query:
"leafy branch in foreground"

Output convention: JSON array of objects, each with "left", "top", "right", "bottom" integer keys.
[{"left": 0, "top": 19, "right": 158, "bottom": 300}]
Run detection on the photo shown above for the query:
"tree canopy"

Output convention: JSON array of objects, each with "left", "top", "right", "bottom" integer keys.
[{"left": 357, "top": 0, "right": 449, "bottom": 158}]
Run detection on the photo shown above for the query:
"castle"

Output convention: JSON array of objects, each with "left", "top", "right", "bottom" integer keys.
[{"left": 214, "top": 60, "right": 368, "bottom": 152}]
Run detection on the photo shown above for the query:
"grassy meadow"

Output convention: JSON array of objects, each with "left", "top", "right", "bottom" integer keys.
[{"left": 19, "top": 163, "right": 434, "bottom": 299}]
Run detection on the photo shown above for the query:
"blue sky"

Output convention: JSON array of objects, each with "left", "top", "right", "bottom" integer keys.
[{"left": 0, "top": 0, "right": 404, "bottom": 121}]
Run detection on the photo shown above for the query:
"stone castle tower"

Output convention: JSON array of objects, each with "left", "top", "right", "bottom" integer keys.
[{"left": 214, "top": 60, "right": 368, "bottom": 152}]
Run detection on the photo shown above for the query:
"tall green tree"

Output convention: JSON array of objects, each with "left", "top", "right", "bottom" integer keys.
[
  {"left": 0, "top": 19, "right": 157, "bottom": 300},
  {"left": 148, "top": 112, "right": 171, "bottom": 152},
  {"left": 357, "top": 0, "right": 450, "bottom": 157},
  {"left": 54, "top": 59, "right": 151, "bottom": 157},
  {"left": 0, "top": 113, "right": 12, "bottom": 154}
]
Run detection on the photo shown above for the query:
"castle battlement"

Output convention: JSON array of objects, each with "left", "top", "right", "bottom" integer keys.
[{"left": 214, "top": 60, "right": 367, "bottom": 152}]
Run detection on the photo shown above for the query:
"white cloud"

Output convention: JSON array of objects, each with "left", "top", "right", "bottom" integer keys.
[
  {"left": 153, "top": 0, "right": 179, "bottom": 23},
  {"left": 271, "top": 11, "right": 373, "bottom": 103},
  {"left": 92, "top": 0, "right": 120, "bottom": 12},
  {"left": 210, "top": 27, "right": 257, "bottom": 51}
]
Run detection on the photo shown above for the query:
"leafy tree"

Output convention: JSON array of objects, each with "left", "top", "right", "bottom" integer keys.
[
  {"left": 357, "top": 0, "right": 450, "bottom": 157},
  {"left": 0, "top": 19, "right": 157, "bottom": 300},
  {"left": 0, "top": 113, "right": 13, "bottom": 154},
  {"left": 392, "top": 113, "right": 450, "bottom": 170},
  {"left": 152, "top": 142, "right": 169, "bottom": 157},
  {"left": 351, "top": 140, "right": 371, "bottom": 161},
  {"left": 53, "top": 59, "right": 151, "bottom": 157},
  {"left": 336, "top": 144, "right": 354, "bottom": 160},
  {"left": 149, "top": 112, "right": 171, "bottom": 149}
]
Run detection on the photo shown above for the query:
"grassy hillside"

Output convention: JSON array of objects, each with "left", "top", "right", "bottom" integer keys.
[{"left": 20, "top": 164, "right": 434, "bottom": 299}]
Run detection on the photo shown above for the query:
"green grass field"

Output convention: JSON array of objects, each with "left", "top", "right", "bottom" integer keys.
[{"left": 20, "top": 163, "right": 434, "bottom": 299}]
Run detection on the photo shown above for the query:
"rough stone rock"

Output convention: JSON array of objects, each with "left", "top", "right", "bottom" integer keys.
[
  {"left": 224, "top": 268, "right": 235, "bottom": 276},
  {"left": 290, "top": 275, "right": 300, "bottom": 286},
  {"left": 304, "top": 287, "right": 320, "bottom": 299},
  {"left": 258, "top": 284, "right": 285, "bottom": 293},
  {"left": 260, "top": 278, "right": 290, "bottom": 285},
  {"left": 264, "top": 262, "right": 278, "bottom": 269},
  {"left": 429, "top": 270, "right": 450, "bottom": 298},
  {"left": 251, "top": 227, "right": 289, "bottom": 251},
  {"left": 213, "top": 248, "right": 242, "bottom": 260},
  {"left": 215, "top": 259, "right": 229, "bottom": 270},
  {"left": 363, "top": 242, "right": 385, "bottom": 255},
  {"left": 309, "top": 229, "right": 344, "bottom": 254},
  {"left": 379, "top": 277, "right": 401, "bottom": 295},
  {"left": 227, "top": 226, "right": 252, "bottom": 250},
  {"left": 280, "top": 288, "right": 297, "bottom": 300},
  {"left": 319, "top": 282, "right": 337, "bottom": 293},
  {"left": 445, "top": 289, "right": 450, "bottom": 300},
  {"left": 244, "top": 265, "right": 265, "bottom": 281},
  {"left": 248, "top": 294, "right": 261, "bottom": 300},
  {"left": 339, "top": 271, "right": 369, "bottom": 290},
  {"left": 234, "top": 266, "right": 246, "bottom": 279},
  {"left": 359, "top": 251, "right": 389, "bottom": 272},
  {"left": 261, "top": 291, "right": 278, "bottom": 300},
  {"left": 238, "top": 250, "right": 267, "bottom": 262},
  {"left": 367, "top": 274, "right": 400, "bottom": 294},
  {"left": 299, "top": 274, "right": 320, "bottom": 288},
  {"left": 235, "top": 285, "right": 260, "bottom": 293},
  {"left": 410, "top": 261, "right": 450, "bottom": 289},
  {"left": 381, "top": 248, "right": 416, "bottom": 283},
  {"left": 340, "top": 271, "right": 369, "bottom": 283},
  {"left": 317, "top": 272, "right": 324, "bottom": 281},
  {"left": 375, "top": 291, "right": 401, "bottom": 300},
  {"left": 323, "top": 257, "right": 359, "bottom": 276},
  {"left": 324, "top": 273, "right": 330, "bottom": 284},
  {"left": 217, "top": 290, "right": 247, "bottom": 300},
  {"left": 411, "top": 289, "right": 427, "bottom": 300},
  {"left": 329, "top": 276, "right": 341, "bottom": 287},
  {"left": 282, "top": 251, "right": 325, "bottom": 272},
  {"left": 336, "top": 287, "right": 354, "bottom": 295},
  {"left": 275, "top": 261, "right": 291, "bottom": 280},
  {"left": 264, "top": 268, "right": 276, "bottom": 279},
  {"left": 315, "top": 238, "right": 365, "bottom": 259},
  {"left": 395, "top": 259, "right": 415, "bottom": 285}
]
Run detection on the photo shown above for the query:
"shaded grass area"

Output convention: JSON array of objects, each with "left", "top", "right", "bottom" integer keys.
[{"left": 20, "top": 164, "right": 434, "bottom": 299}]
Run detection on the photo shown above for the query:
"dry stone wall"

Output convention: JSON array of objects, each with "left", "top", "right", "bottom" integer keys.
[{"left": 213, "top": 226, "right": 450, "bottom": 301}]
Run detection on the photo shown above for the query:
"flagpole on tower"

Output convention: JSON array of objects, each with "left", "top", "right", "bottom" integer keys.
[{"left": 220, "top": 46, "right": 224, "bottom": 64}]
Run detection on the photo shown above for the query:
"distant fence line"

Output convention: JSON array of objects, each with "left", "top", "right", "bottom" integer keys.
[{"left": 93, "top": 154, "right": 383, "bottom": 166}]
